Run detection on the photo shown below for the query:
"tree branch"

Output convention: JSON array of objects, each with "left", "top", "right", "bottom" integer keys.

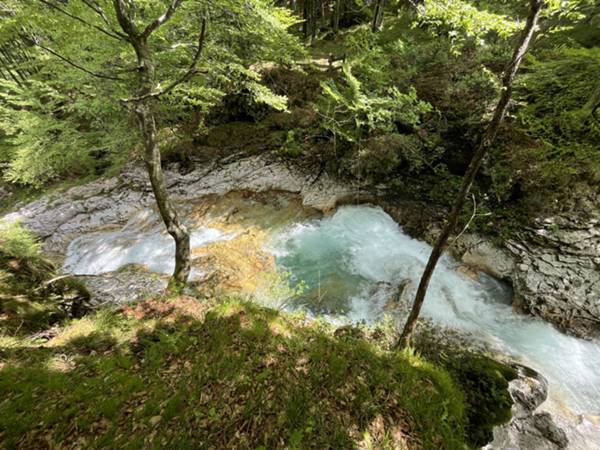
[
  {"left": 32, "top": 38, "right": 124, "bottom": 81},
  {"left": 122, "top": 18, "right": 207, "bottom": 102},
  {"left": 141, "top": 0, "right": 183, "bottom": 38},
  {"left": 80, "top": 0, "right": 129, "bottom": 40},
  {"left": 113, "top": 0, "right": 140, "bottom": 38},
  {"left": 37, "top": 0, "right": 125, "bottom": 41}
]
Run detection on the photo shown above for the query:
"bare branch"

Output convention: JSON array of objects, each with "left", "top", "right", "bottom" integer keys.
[
  {"left": 37, "top": 0, "right": 125, "bottom": 41},
  {"left": 141, "top": 0, "right": 183, "bottom": 38},
  {"left": 81, "top": 0, "right": 129, "bottom": 40},
  {"left": 32, "top": 38, "right": 124, "bottom": 81},
  {"left": 113, "top": 0, "right": 140, "bottom": 38},
  {"left": 122, "top": 18, "right": 207, "bottom": 102}
]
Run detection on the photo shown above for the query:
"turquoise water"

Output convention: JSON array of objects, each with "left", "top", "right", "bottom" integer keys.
[
  {"left": 63, "top": 201, "right": 600, "bottom": 415},
  {"left": 269, "top": 205, "right": 600, "bottom": 415}
]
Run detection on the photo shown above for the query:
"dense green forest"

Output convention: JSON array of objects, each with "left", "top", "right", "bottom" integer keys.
[{"left": 1, "top": 0, "right": 599, "bottom": 448}]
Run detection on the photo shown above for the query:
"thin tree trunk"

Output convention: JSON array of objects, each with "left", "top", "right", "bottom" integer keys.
[
  {"left": 131, "top": 39, "right": 191, "bottom": 291},
  {"left": 333, "top": 0, "right": 342, "bottom": 34},
  {"left": 303, "top": 0, "right": 309, "bottom": 39},
  {"left": 311, "top": 0, "right": 318, "bottom": 44},
  {"left": 396, "top": 0, "right": 545, "bottom": 349},
  {"left": 372, "top": 0, "right": 385, "bottom": 32}
]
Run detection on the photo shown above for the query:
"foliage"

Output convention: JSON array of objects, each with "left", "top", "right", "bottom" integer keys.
[
  {"left": 417, "top": 0, "right": 520, "bottom": 52},
  {"left": 0, "top": 221, "right": 89, "bottom": 335},
  {"left": 0, "top": 220, "right": 42, "bottom": 260},
  {"left": 490, "top": 45, "right": 600, "bottom": 204},
  {"left": 320, "top": 65, "right": 431, "bottom": 141},
  {"left": 0, "top": 0, "right": 303, "bottom": 187},
  {"left": 318, "top": 64, "right": 434, "bottom": 178},
  {"left": 0, "top": 79, "right": 133, "bottom": 186}
]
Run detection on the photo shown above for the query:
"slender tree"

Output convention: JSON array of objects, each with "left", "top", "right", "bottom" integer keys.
[
  {"left": 372, "top": 0, "right": 385, "bottom": 32},
  {"left": 1, "top": 0, "right": 300, "bottom": 290},
  {"left": 396, "top": 0, "right": 546, "bottom": 348},
  {"left": 332, "top": 0, "right": 342, "bottom": 34},
  {"left": 112, "top": 0, "right": 205, "bottom": 291}
]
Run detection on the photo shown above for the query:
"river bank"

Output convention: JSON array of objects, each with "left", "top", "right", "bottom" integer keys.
[{"left": 3, "top": 153, "right": 600, "bottom": 448}]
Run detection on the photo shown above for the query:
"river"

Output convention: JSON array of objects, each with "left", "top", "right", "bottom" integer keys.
[{"left": 63, "top": 200, "right": 600, "bottom": 417}]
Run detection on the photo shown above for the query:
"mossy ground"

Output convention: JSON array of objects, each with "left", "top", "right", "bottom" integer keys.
[{"left": 1, "top": 296, "right": 473, "bottom": 449}]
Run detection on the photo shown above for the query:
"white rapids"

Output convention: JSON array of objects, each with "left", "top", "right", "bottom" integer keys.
[
  {"left": 269, "top": 205, "right": 600, "bottom": 416},
  {"left": 63, "top": 203, "right": 600, "bottom": 416}
]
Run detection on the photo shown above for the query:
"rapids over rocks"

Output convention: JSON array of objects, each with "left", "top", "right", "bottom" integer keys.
[
  {"left": 4, "top": 155, "right": 600, "bottom": 448},
  {"left": 62, "top": 197, "right": 600, "bottom": 421}
]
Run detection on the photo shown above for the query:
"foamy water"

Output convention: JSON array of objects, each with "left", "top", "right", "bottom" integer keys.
[
  {"left": 270, "top": 206, "right": 600, "bottom": 415},
  {"left": 64, "top": 209, "right": 233, "bottom": 279},
  {"left": 63, "top": 203, "right": 600, "bottom": 415}
]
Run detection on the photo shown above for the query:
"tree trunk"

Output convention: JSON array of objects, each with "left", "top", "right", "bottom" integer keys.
[
  {"left": 333, "top": 0, "right": 342, "bottom": 34},
  {"left": 396, "top": 0, "right": 545, "bottom": 349},
  {"left": 372, "top": 0, "right": 385, "bottom": 32},
  {"left": 303, "top": 0, "right": 309, "bottom": 38},
  {"left": 311, "top": 0, "right": 318, "bottom": 45},
  {"left": 133, "top": 39, "right": 191, "bottom": 291}
]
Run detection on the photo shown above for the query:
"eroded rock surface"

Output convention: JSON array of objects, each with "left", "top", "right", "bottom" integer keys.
[
  {"left": 486, "top": 365, "right": 569, "bottom": 450},
  {"left": 3, "top": 154, "right": 599, "bottom": 340},
  {"left": 3, "top": 155, "right": 357, "bottom": 254},
  {"left": 506, "top": 202, "right": 600, "bottom": 340}
]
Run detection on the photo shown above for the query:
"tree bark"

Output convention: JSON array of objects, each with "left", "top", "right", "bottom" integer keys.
[
  {"left": 113, "top": 1, "right": 191, "bottom": 291},
  {"left": 396, "top": 0, "right": 545, "bottom": 348},
  {"left": 333, "top": 0, "right": 342, "bottom": 34},
  {"left": 372, "top": 0, "right": 385, "bottom": 32},
  {"left": 303, "top": 0, "right": 309, "bottom": 39},
  {"left": 135, "top": 41, "right": 191, "bottom": 291}
]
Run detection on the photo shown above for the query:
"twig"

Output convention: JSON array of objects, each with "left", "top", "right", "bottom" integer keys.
[
  {"left": 448, "top": 194, "right": 491, "bottom": 250},
  {"left": 81, "top": 0, "right": 129, "bottom": 40},
  {"left": 31, "top": 39, "right": 124, "bottom": 81},
  {"left": 121, "top": 18, "right": 208, "bottom": 102},
  {"left": 37, "top": 0, "right": 125, "bottom": 41}
]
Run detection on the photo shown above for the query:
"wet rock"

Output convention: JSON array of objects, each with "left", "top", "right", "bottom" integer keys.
[
  {"left": 79, "top": 266, "right": 169, "bottom": 307},
  {"left": 378, "top": 193, "right": 600, "bottom": 341},
  {"left": 452, "top": 233, "right": 515, "bottom": 281},
  {"left": 486, "top": 365, "right": 568, "bottom": 450},
  {"left": 382, "top": 279, "right": 413, "bottom": 314},
  {"left": 3, "top": 155, "right": 355, "bottom": 256},
  {"left": 3, "top": 154, "right": 599, "bottom": 340}
]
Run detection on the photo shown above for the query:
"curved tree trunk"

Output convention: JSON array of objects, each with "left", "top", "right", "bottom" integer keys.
[
  {"left": 135, "top": 41, "right": 191, "bottom": 290},
  {"left": 135, "top": 98, "right": 191, "bottom": 290},
  {"left": 396, "top": 0, "right": 545, "bottom": 348},
  {"left": 111, "top": 0, "right": 195, "bottom": 292}
]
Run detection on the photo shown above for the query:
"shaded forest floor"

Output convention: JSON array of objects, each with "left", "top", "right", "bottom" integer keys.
[
  {"left": 1, "top": 296, "right": 470, "bottom": 449},
  {"left": 0, "top": 203, "right": 517, "bottom": 449}
]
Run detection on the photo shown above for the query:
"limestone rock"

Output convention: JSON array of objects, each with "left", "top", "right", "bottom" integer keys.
[
  {"left": 452, "top": 233, "right": 515, "bottom": 281},
  {"left": 486, "top": 365, "right": 568, "bottom": 450}
]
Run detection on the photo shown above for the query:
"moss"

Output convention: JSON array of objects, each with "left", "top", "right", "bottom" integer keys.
[
  {"left": 414, "top": 329, "right": 517, "bottom": 447},
  {"left": 0, "top": 223, "right": 90, "bottom": 335},
  {"left": 442, "top": 353, "right": 516, "bottom": 446}
]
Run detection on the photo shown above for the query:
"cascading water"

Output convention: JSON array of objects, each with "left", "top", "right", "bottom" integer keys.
[
  {"left": 63, "top": 199, "right": 600, "bottom": 416},
  {"left": 63, "top": 208, "right": 233, "bottom": 279},
  {"left": 269, "top": 205, "right": 600, "bottom": 416}
]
